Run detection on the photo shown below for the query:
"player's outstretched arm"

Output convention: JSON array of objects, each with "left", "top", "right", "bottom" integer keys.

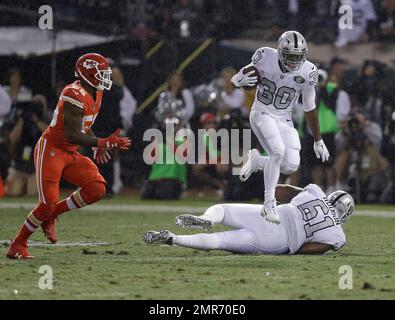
[
  {"left": 296, "top": 242, "right": 333, "bottom": 255},
  {"left": 64, "top": 102, "right": 99, "bottom": 147},
  {"left": 87, "top": 129, "right": 112, "bottom": 164},
  {"left": 274, "top": 184, "right": 303, "bottom": 204},
  {"left": 305, "top": 109, "right": 330, "bottom": 162},
  {"left": 305, "top": 108, "right": 321, "bottom": 142},
  {"left": 64, "top": 103, "right": 131, "bottom": 150}
]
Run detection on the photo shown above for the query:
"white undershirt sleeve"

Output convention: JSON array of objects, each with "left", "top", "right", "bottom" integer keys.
[
  {"left": 0, "top": 85, "right": 11, "bottom": 118},
  {"left": 302, "top": 85, "right": 316, "bottom": 112},
  {"left": 336, "top": 90, "right": 351, "bottom": 122}
]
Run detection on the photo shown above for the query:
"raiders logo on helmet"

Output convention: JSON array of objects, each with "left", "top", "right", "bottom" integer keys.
[{"left": 293, "top": 75, "right": 305, "bottom": 84}]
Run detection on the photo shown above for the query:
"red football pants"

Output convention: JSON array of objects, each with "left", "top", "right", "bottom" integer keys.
[{"left": 34, "top": 137, "right": 106, "bottom": 205}]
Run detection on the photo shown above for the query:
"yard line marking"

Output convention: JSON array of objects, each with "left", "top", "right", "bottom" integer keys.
[
  {"left": 0, "top": 202, "right": 394, "bottom": 217},
  {"left": 0, "top": 240, "right": 112, "bottom": 247}
]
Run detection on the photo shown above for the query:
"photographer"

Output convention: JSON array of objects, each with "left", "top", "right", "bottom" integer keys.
[
  {"left": 156, "top": 72, "right": 195, "bottom": 126},
  {"left": 380, "top": 111, "right": 395, "bottom": 203},
  {"left": 141, "top": 117, "right": 188, "bottom": 200},
  {"left": 190, "top": 112, "right": 229, "bottom": 197},
  {"left": 0, "top": 84, "right": 12, "bottom": 194},
  {"left": 3, "top": 95, "right": 50, "bottom": 197},
  {"left": 334, "top": 111, "right": 390, "bottom": 203},
  {"left": 215, "top": 67, "right": 248, "bottom": 118}
]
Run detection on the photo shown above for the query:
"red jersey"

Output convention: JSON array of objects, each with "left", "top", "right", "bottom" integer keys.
[{"left": 43, "top": 81, "right": 103, "bottom": 151}]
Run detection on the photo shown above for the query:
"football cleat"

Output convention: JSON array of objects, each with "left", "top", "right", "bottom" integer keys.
[
  {"left": 6, "top": 240, "right": 35, "bottom": 259},
  {"left": 239, "top": 149, "right": 261, "bottom": 182},
  {"left": 175, "top": 214, "right": 213, "bottom": 230},
  {"left": 41, "top": 217, "right": 58, "bottom": 244},
  {"left": 261, "top": 199, "right": 281, "bottom": 224},
  {"left": 144, "top": 230, "right": 174, "bottom": 245}
]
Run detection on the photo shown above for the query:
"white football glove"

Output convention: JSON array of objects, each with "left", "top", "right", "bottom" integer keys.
[
  {"left": 313, "top": 139, "right": 330, "bottom": 163},
  {"left": 231, "top": 68, "right": 258, "bottom": 88}
]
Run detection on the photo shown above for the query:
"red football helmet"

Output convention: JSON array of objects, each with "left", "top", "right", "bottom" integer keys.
[{"left": 75, "top": 53, "right": 112, "bottom": 90}]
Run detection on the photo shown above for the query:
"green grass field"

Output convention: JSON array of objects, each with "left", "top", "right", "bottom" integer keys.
[{"left": 0, "top": 196, "right": 394, "bottom": 300}]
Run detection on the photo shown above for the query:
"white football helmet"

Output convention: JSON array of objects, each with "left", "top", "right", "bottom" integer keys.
[
  {"left": 278, "top": 31, "right": 308, "bottom": 72},
  {"left": 327, "top": 190, "right": 355, "bottom": 224}
]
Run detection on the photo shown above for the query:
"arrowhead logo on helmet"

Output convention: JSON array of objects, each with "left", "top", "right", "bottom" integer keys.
[
  {"left": 82, "top": 59, "right": 99, "bottom": 69},
  {"left": 75, "top": 53, "right": 113, "bottom": 91}
]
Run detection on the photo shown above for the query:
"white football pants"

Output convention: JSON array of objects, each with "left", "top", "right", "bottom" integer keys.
[
  {"left": 249, "top": 110, "right": 301, "bottom": 201},
  {"left": 173, "top": 204, "right": 289, "bottom": 254}
]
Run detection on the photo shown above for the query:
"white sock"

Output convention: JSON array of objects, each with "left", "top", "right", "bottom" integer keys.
[
  {"left": 257, "top": 155, "right": 268, "bottom": 170},
  {"left": 264, "top": 155, "right": 281, "bottom": 203},
  {"left": 112, "top": 159, "right": 123, "bottom": 194},
  {"left": 173, "top": 234, "right": 220, "bottom": 250},
  {"left": 201, "top": 204, "right": 225, "bottom": 224}
]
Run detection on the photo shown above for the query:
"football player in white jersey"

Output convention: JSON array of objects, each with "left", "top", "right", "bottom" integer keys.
[
  {"left": 231, "top": 30, "right": 330, "bottom": 224},
  {"left": 144, "top": 185, "right": 354, "bottom": 255}
]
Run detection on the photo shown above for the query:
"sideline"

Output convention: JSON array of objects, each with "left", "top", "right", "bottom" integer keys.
[{"left": 0, "top": 202, "right": 394, "bottom": 217}]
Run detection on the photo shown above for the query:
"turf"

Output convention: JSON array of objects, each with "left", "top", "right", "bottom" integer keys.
[{"left": 0, "top": 198, "right": 394, "bottom": 300}]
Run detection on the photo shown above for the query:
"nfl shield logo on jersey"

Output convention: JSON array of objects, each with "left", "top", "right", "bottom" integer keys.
[{"left": 293, "top": 75, "right": 305, "bottom": 84}]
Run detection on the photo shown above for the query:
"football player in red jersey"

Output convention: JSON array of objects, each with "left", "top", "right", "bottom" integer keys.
[{"left": 6, "top": 53, "right": 132, "bottom": 259}]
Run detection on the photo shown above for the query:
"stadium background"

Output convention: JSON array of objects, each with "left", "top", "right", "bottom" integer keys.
[{"left": 0, "top": 0, "right": 394, "bottom": 203}]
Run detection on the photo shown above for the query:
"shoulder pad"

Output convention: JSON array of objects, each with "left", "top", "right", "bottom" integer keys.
[
  {"left": 304, "top": 183, "right": 325, "bottom": 198},
  {"left": 303, "top": 61, "right": 318, "bottom": 86},
  {"left": 61, "top": 86, "right": 84, "bottom": 109},
  {"left": 251, "top": 47, "right": 276, "bottom": 65}
]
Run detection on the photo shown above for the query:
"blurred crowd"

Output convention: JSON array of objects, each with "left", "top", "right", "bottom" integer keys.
[
  {"left": 2, "top": 0, "right": 395, "bottom": 46},
  {"left": 0, "top": 0, "right": 394, "bottom": 203}
]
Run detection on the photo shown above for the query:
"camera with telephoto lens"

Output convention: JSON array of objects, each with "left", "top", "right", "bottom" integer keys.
[
  {"left": 346, "top": 113, "right": 364, "bottom": 148},
  {"left": 15, "top": 100, "right": 44, "bottom": 121}
]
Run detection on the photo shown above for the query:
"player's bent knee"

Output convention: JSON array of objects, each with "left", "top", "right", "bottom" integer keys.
[
  {"left": 280, "top": 162, "right": 299, "bottom": 175},
  {"left": 269, "top": 143, "right": 285, "bottom": 159},
  {"left": 280, "top": 148, "right": 300, "bottom": 175},
  {"left": 80, "top": 181, "right": 106, "bottom": 204}
]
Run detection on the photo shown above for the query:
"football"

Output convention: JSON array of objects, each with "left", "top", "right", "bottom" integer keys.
[{"left": 242, "top": 65, "right": 260, "bottom": 90}]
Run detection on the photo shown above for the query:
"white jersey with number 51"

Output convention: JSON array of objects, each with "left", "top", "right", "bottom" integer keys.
[{"left": 251, "top": 47, "right": 318, "bottom": 120}]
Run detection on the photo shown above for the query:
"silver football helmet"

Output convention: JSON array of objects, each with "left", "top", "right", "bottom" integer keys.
[
  {"left": 278, "top": 31, "right": 308, "bottom": 72},
  {"left": 327, "top": 190, "right": 355, "bottom": 224}
]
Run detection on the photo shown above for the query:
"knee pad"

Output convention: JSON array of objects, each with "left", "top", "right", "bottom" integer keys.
[
  {"left": 270, "top": 142, "right": 285, "bottom": 159},
  {"left": 80, "top": 181, "right": 106, "bottom": 204},
  {"left": 280, "top": 151, "right": 300, "bottom": 175},
  {"left": 280, "top": 161, "right": 299, "bottom": 175},
  {"left": 263, "top": 132, "right": 285, "bottom": 158}
]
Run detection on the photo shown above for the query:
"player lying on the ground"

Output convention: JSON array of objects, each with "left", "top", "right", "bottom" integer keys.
[
  {"left": 232, "top": 31, "right": 330, "bottom": 225},
  {"left": 6, "top": 53, "right": 131, "bottom": 259},
  {"left": 144, "top": 184, "right": 354, "bottom": 255}
]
